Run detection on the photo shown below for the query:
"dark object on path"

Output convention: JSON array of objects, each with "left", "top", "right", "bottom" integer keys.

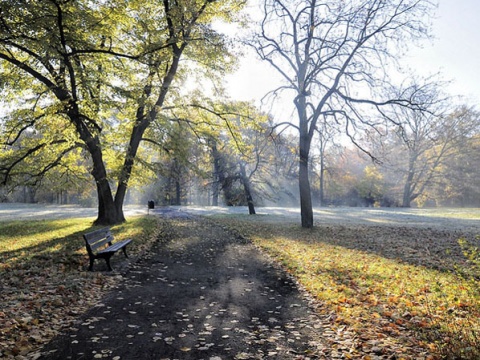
[{"left": 84, "top": 227, "right": 132, "bottom": 271}]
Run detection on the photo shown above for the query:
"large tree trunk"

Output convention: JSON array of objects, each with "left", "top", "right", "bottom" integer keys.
[
  {"left": 402, "top": 179, "right": 412, "bottom": 207},
  {"left": 114, "top": 111, "right": 150, "bottom": 219},
  {"left": 297, "top": 94, "right": 314, "bottom": 228},
  {"left": 299, "top": 154, "right": 313, "bottom": 228},
  {"left": 299, "top": 133, "right": 313, "bottom": 227},
  {"left": 175, "top": 176, "right": 181, "bottom": 205},
  {"left": 240, "top": 162, "right": 256, "bottom": 215},
  {"left": 91, "top": 145, "right": 124, "bottom": 225},
  {"left": 68, "top": 104, "right": 123, "bottom": 225},
  {"left": 212, "top": 179, "right": 219, "bottom": 206},
  {"left": 115, "top": 47, "right": 183, "bottom": 218},
  {"left": 95, "top": 181, "right": 123, "bottom": 225}
]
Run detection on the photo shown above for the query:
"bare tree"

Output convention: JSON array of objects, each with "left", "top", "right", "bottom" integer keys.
[{"left": 253, "top": 0, "right": 435, "bottom": 227}]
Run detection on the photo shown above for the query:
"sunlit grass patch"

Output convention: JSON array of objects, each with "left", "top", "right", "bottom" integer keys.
[
  {"left": 216, "top": 218, "right": 480, "bottom": 359},
  {"left": 0, "top": 218, "right": 93, "bottom": 260},
  {"left": 0, "top": 216, "right": 158, "bottom": 269},
  {"left": 416, "top": 208, "right": 480, "bottom": 220}
]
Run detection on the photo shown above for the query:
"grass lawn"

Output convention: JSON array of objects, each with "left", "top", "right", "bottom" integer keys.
[
  {"left": 1, "top": 207, "right": 478, "bottom": 359},
  {"left": 0, "top": 215, "right": 160, "bottom": 358},
  {"left": 213, "top": 215, "right": 480, "bottom": 360}
]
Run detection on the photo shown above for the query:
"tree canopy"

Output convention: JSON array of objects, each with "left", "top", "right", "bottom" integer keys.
[{"left": 0, "top": 0, "right": 246, "bottom": 224}]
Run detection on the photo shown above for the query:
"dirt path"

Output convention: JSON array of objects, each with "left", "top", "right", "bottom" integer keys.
[{"left": 39, "top": 212, "right": 343, "bottom": 359}]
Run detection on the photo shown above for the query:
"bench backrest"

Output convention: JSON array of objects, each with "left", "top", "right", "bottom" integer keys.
[{"left": 84, "top": 227, "right": 114, "bottom": 253}]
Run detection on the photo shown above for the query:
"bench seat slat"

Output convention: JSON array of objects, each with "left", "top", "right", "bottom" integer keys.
[{"left": 97, "top": 239, "right": 132, "bottom": 254}]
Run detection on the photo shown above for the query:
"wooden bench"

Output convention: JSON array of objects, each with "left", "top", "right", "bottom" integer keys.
[{"left": 84, "top": 227, "right": 132, "bottom": 271}]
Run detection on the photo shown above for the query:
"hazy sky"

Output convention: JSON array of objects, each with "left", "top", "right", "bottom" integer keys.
[
  {"left": 408, "top": 0, "right": 480, "bottom": 104},
  {"left": 225, "top": 0, "right": 480, "bottom": 109}
]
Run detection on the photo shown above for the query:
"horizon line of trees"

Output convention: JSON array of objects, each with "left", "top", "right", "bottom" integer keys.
[{"left": 3, "top": 103, "right": 480, "bottom": 210}]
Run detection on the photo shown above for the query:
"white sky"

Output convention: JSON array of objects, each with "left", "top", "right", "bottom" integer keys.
[
  {"left": 406, "top": 0, "right": 480, "bottom": 104},
  {"left": 224, "top": 0, "right": 480, "bottom": 110}
]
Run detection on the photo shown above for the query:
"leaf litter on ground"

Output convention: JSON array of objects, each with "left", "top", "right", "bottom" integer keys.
[
  {"left": 213, "top": 215, "right": 480, "bottom": 359},
  {"left": 0, "top": 216, "right": 160, "bottom": 359},
  {"left": 1, "top": 209, "right": 479, "bottom": 359}
]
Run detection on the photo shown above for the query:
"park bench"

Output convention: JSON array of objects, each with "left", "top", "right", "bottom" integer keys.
[{"left": 83, "top": 227, "right": 132, "bottom": 271}]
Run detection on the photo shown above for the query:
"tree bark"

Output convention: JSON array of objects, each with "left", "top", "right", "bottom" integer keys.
[
  {"left": 90, "top": 143, "right": 123, "bottom": 224},
  {"left": 299, "top": 153, "right": 313, "bottom": 228},
  {"left": 175, "top": 161, "right": 182, "bottom": 205},
  {"left": 67, "top": 103, "right": 124, "bottom": 225},
  {"left": 402, "top": 177, "right": 413, "bottom": 207},
  {"left": 240, "top": 162, "right": 256, "bottom": 215},
  {"left": 297, "top": 93, "right": 314, "bottom": 228}
]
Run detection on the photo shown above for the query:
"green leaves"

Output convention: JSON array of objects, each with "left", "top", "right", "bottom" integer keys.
[{"left": 0, "top": 0, "right": 247, "bottom": 222}]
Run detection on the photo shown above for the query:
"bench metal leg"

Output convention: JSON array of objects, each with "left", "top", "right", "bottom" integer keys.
[
  {"left": 88, "top": 257, "right": 95, "bottom": 271},
  {"left": 104, "top": 256, "right": 113, "bottom": 271},
  {"left": 122, "top": 246, "right": 129, "bottom": 258}
]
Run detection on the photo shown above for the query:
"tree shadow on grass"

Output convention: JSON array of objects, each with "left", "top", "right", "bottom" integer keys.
[
  {"left": 315, "top": 224, "right": 480, "bottom": 275},
  {"left": 244, "top": 221, "right": 478, "bottom": 275},
  {"left": 0, "top": 219, "right": 146, "bottom": 275},
  {"left": 39, "top": 216, "right": 330, "bottom": 360},
  {"left": 0, "top": 218, "right": 148, "bottom": 273},
  {"left": 40, "top": 215, "right": 463, "bottom": 359}
]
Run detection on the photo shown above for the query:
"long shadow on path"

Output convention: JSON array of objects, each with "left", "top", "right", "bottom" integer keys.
[{"left": 39, "top": 212, "right": 329, "bottom": 359}]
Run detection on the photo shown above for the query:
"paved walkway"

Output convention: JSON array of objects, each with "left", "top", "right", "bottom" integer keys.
[{"left": 38, "top": 212, "right": 334, "bottom": 359}]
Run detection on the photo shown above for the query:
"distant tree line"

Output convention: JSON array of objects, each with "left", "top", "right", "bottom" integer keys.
[
  {"left": 2, "top": 0, "right": 478, "bottom": 228},
  {"left": 3, "top": 103, "right": 479, "bottom": 210}
]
